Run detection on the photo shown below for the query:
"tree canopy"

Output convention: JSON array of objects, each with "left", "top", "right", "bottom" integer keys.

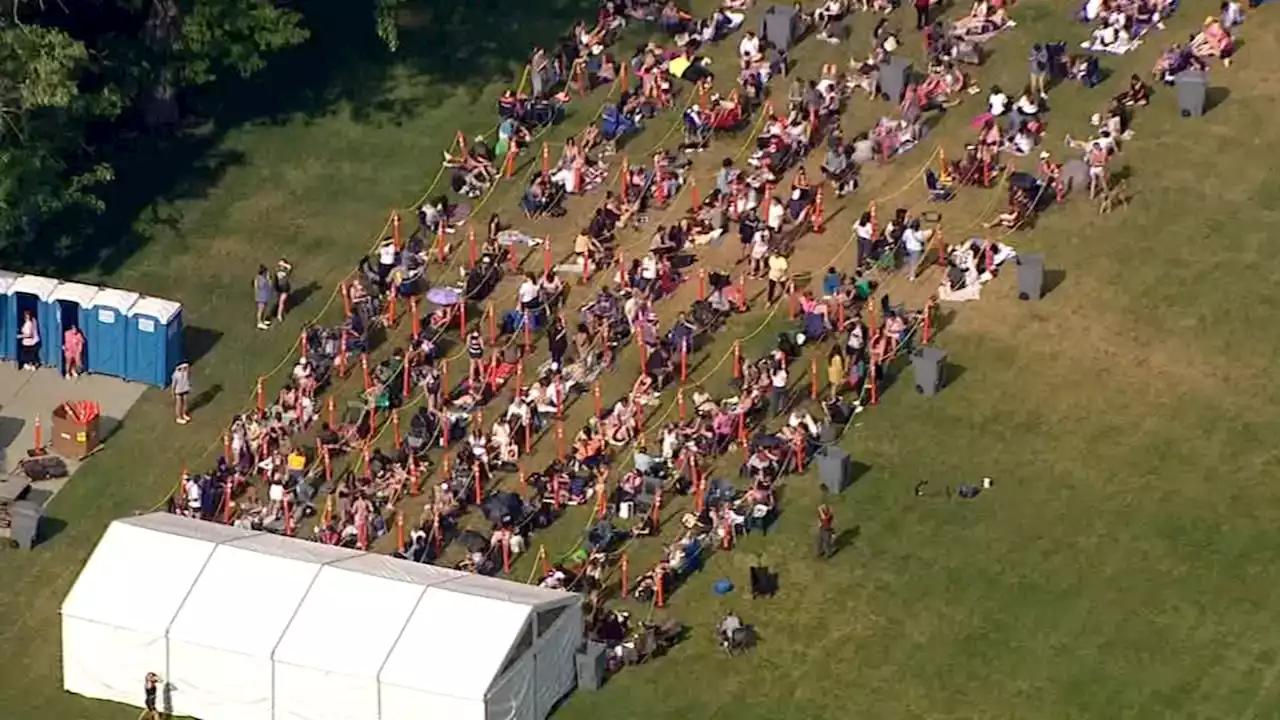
[{"left": 0, "top": 0, "right": 311, "bottom": 260}]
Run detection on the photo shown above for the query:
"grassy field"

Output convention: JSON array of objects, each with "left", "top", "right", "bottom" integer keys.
[{"left": 3, "top": 1, "right": 1280, "bottom": 718}]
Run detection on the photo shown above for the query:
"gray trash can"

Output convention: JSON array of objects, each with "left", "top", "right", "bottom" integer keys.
[
  {"left": 576, "top": 641, "right": 608, "bottom": 691},
  {"left": 10, "top": 500, "right": 42, "bottom": 550},
  {"left": 814, "top": 446, "right": 853, "bottom": 494},
  {"left": 911, "top": 347, "right": 948, "bottom": 397},
  {"left": 1175, "top": 69, "right": 1207, "bottom": 117}
]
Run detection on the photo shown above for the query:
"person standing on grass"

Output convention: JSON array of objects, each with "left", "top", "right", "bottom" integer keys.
[
  {"left": 274, "top": 258, "right": 294, "bottom": 323},
  {"left": 466, "top": 329, "right": 486, "bottom": 387},
  {"left": 1029, "top": 43, "right": 1050, "bottom": 99},
  {"left": 914, "top": 0, "right": 931, "bottom": 30},
  {"left": 766, "top": 250, "right": 790, "bottom": 304},
  {"left": 254, "top": 265, "right": 273, "bottom": 329},
  {"left": 172, "top": 361, "right": 192, "bottom": 425},
  {"left": 769, "top": 360, "right": 789, "bottom": 416},
  {"left": 826, "top": 345, "right": 847, "bottom": 401},
  {"left": 63, "top": 323, "right": 85, "bottom": 378},
  {"left": 817, "top": 504, "right": 836, "bottom": 558},
  {"left": 143, "top": 672, "right": 161, "bottom": 720},
  {"left": 548, "top": 314, "right": 568, "bottom": 370}
]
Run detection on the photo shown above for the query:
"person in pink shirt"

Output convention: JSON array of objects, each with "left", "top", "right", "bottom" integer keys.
[{"left": 63, "top": 324, "right": 85, "bottom": 378}]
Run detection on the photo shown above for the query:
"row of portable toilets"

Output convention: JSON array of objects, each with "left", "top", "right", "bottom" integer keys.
[{"left": 0, "top": 271, "right": 184, "bottom": 388}]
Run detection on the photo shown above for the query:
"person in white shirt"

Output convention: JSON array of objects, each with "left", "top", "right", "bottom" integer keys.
[
  {"left": 987, "top": 85, "right": 1009, "bottom": 116},
  {"left": 517, "top": 272, "right": 540, "bottom": 311},
  {"left": 901, "top": 220, "right": 933, "bottom": 281},
  {"left": 739, "top": 31, "right": 761, "bottom": 61},
  {"left": 17, "top": 310, "right": 40, "bottom": 370},
  {"left": 183, "top": 474, "right": 201, "bottom": 515},
  {"left": 769, "top": 363, "right": 789, "bottom": 416},
  {"left": 766, "top": 195, "right": 786, "bottom": 233}
]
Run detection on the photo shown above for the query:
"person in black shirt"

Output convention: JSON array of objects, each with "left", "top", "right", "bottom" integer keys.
[
  {"left": 144, "top": 672, "right": 161, "bottom": 719},
  {"left": 273, "top": 258, "right": 293, "bottom": 323}
]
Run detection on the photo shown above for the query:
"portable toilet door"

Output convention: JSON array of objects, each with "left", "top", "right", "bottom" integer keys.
[
  {"left": 9, "top": 275, "right": 60, "bottom": 367},
  {"left": 87, "top": 288, "right": 139, "bottom": 378},
  {"left": 47, "top": 282, "right": 99, "bottom": 374},
  {"left": 126, "top": 296, "right": 183, "bottom": 387},
  {"left": 0, "top": 270, "right": 18, "bottom": 361}
]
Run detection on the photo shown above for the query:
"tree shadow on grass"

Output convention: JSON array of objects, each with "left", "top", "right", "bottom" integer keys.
[{"left": 35, "top": 0, "right": 610, "bottom": 278}]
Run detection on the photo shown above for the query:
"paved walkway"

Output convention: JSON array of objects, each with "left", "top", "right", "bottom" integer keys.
[{"left": 0, "top": 365, "right": 147, "bottom": 504}]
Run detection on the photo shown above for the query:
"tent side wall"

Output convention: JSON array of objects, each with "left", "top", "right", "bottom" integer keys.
[
  {"left": 61, "top": 616, "right": 169, "bottom": 709},
  {"left": 380, "top": 684, "right": 487, "bottom": 720},
  {"left": 531, "top": 601, "right": 583, "bottom": 720},
  {"left": 485, "top": 651, "right": 537, "bottom": 720},
  {"left": 272, "top": 665, "right": 381, "bottom": 720},
  {"left": 167, "top": 642, "right": 274, "bottom": 720}
]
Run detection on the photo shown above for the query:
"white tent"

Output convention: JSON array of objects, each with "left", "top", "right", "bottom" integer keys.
[
  {"left": 61, "top": 514, "right": 583, "bottom": 720},
  {"left": 60, "top": 514, "right": 255, "bottom": 709},
  {"left": 166, "top": 533, "right": 364, "bottom": 720}
]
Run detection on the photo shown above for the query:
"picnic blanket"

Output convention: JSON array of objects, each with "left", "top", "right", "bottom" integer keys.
[
  {"left": 496, "top": 229, "right": 546, "bottom": 247},
  {"left": 1081, "top": 36, "right": 1142, "bottom": 54},
  {"left": 964, "top": 19, "right": 1017, "bottom": 44}
]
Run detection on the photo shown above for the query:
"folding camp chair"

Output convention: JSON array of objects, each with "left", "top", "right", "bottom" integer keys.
[{"left": 924, "top": 169, "right": 955, "bottom": 201}]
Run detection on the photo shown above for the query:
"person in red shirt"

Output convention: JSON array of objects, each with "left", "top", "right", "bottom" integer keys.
[
  {"left": 63, "top": 324, "right": 85, "bottom": 378},
  {"left": 914, "top": 0, "right": 932, "bottom": 30},
  {"left": 817, "top": 504, "right": 836, "bottom": 558}
]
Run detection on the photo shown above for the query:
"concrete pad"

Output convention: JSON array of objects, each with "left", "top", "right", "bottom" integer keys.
[{"left": 0, "top": 365, "right": 147, "bottom": 502}]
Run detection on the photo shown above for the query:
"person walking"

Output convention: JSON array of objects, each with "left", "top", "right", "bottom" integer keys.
[
  {"left": 17, "top": 310, "right": 40, "bottom": 370},
  {"left": 63, "top": 323, "right": 85, "bottom": 378},
  {"left": 816, "top": 504, "right": 836, "bottom": 558},
  {"left": 171, "top": 361, "right": 192, "bottom": 425},
  {"left": 274, "top": 258, "right": 294, "bottom": 323},
  {"left": 253, "top": 265, "right": 273, "bottom": 329}
]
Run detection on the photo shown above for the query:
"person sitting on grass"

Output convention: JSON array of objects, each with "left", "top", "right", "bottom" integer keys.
[
  {"left": 1115, "top": 73, "right": 1151, "bottom": 107},
  {"left": 1191, "top": 16, "right": 1235, "bottom": 67}
]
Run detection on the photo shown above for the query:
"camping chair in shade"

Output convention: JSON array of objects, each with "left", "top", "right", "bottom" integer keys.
[{"left": 924, "top": 169, "right": 955, "bottom": 201}]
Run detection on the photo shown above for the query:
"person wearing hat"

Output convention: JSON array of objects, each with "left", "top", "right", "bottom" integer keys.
[{"left": 171, "top": 361, "right": 192, "bottom": 424}]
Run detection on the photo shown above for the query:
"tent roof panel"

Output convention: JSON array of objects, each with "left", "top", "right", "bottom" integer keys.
[
  {"left": 127, "top": 296, "right": 182, "bottom": 323},
  {"left": 50, "top": 282, "right": 101, "bottom": 307},
  {"left": 167, "top": 544, "right": 325, "bottom": 656},
  {"left": 10, "top": 274, "right": 59, "bottom": 300},
  {"left": 0, "top": 270, "right": 17, "bottom": 294},
  {"left": 60, "top": 516, "right": 255, "bottom": 632},
  {"left": 272, "top": 566, "right": 424, "bottom": 678},
  {"left": 329, "top": 552, "right": 472, "bottom": 586},
  {"left": 379, "top": 588, "right": 532, "bottom": 700},
  {"left": 225, "top": 531, "right": 363, "bottom": 565},
  {"left": 440, "top": 573, "right": 581, "bottom": 608}
]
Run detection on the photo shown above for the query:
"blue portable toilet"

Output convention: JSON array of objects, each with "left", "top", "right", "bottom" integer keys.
[
  {"left": 9, "top": 274, "right": 60, "bottom": 366},
  {"left": 0, "top": 270, "right": 18, "bottom": 362},
  {"left": 87, "top": 288, "right": 139, "bottom": 378},
  {"left": 125, "top": 296, "right": 184, "bottom": 388},
  {"left": 47, "top": 281, "right": 99, "bottom": 374}
]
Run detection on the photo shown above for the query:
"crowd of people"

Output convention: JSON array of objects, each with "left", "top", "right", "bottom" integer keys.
[{"left": 161, "top": 0, "right": 1258, "bottom": 681}]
